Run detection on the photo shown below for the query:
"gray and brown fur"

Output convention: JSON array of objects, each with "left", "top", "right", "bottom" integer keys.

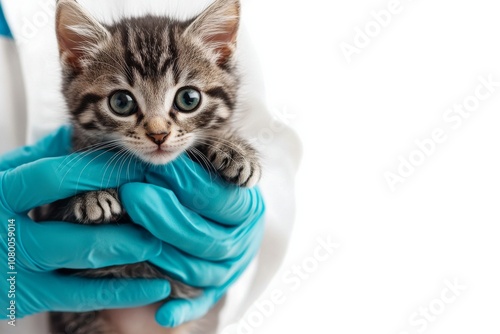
[{"left": 34, "top": 0, "right": 261, "bottom": 333}]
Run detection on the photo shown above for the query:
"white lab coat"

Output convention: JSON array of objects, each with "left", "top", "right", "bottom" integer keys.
[{"left": 0, "top": 1, "right": 301, "bottom": 333}]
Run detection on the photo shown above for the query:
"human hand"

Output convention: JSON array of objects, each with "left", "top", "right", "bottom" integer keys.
[
  {"left": 0, "top": 127, "right": 171, "bottom": 320},
  {"left": 120, "top": 154, "right": 266, "bottom": 327}
]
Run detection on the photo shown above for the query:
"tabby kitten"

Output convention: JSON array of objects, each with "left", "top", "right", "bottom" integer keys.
[{"left": 36, "top": 0, "right": 261, "bottom": 333}]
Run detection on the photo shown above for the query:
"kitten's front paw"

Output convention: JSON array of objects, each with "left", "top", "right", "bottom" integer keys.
[
  {"left": 206, "top": 142, "right": 262, "bottom": 188},
  {"left": 72, "top": 190, "right": 122, "bottom": 224}
]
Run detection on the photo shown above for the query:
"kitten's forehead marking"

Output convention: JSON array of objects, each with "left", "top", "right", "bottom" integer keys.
[{"left": 117, "top": 20, "right": 180, "bottom": 85}]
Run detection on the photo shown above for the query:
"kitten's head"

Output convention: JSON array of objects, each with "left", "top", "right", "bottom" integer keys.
[{"left": 55, "top": 0, "right": 240, "bottom": 164}]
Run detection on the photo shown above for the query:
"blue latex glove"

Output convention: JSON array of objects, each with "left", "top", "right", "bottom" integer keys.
[
  {"left": 120, "top": 156, "right": 266, "bottom": 327},
  {"left": 0, "top": 126, "right": 266, "bottom": 327},
  {"left": 0, "top": 127, "right": 171, "bottom": 320}
]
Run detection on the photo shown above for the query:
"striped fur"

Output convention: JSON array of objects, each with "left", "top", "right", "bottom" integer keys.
[{"left": 37, "top": 1, "right": 262, "bottom": 334}]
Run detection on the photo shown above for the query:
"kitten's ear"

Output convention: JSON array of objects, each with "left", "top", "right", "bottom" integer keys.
[
  {"left": 184, "top": 0, "right": 240, "bottom": 65},
  {"left": 55, "top": 0, "right": 109, "bottom": 69}
]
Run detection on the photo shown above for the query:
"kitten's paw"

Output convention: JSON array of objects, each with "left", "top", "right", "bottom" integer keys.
[
  {"left": 72, "top": 190, "right": 122, "bottom": 224},
  {"left": 206, "top": 142, "right": 262, "bottom": 187}
]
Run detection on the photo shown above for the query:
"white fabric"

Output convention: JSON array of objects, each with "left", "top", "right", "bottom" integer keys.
[{"left": 0, "top": 0, "right": 302, "bottom": 333}]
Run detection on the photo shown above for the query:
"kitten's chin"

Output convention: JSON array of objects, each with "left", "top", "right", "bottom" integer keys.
[{"left": 140, "top": 149, "right": 183, "bottom": 165}]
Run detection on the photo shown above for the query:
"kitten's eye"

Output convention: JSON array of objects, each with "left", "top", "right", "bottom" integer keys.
[
  {"left": 109, "top": 91, "right": 138, "bottom": 116},
  {"left": 174, "top": 87, "right": 201, "bottom": 112}
]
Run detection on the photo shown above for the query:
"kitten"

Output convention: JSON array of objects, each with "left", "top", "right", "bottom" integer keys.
[{"left": 34, "top": 0, "right": 261, "bottom": 333}]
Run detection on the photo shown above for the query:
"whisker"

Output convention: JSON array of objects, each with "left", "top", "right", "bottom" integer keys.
[
  {"left": 57, "top": 139, "right": 123, "bottom": 172},
  {"left": 103, "top": 148, "right": 128, "bottom": 189},
  {"left": 61, "top": 147, "right": 119, "bottom": 196},
  {"left": 57, "top": 144, "right": 121, "bottom": 190},
  {"left": 194, "top": 134, "right": 246, "bottom": 157},
  {"left": 193, "top": 139, "right": 245, "bottom": 167},
  {"left": 115, "top": 149, "right": 135, "bottom": 188},
  {"left": 188, "top": 147, "right": 218, "bottom": 177}
]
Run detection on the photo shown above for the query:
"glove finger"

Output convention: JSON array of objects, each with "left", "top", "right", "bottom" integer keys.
[
  {"left": 156, "top": 287, "right": 223, "bottom": 328},
  {"left": 121, "top": 183, "right": 259, "bottom": 260},
  {"left": 21, "top": 220, "right": 162, "bottom": 271},
  {"left": 38, "top": 273, "right": 171, "bottom": 313},
  {"left": 148, "top": 218, "right": 264, "bottom": 287},
  {"left": 156, "top": 239, "right": 263, "bottom": 328},
  {"left": 149, "top": 243, "right": 236, "bottom": 287},
  {"left": 2, "top": 150, "right": 145, "bottom": 212},
  {"left": 0, "top": 126, "right": 72, "bottom": 171},
  {"left": 146, "top": 154, "right": 266, "bottom": 226}
]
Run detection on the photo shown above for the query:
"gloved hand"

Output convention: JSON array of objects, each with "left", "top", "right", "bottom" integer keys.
[
  {"left": 0, "top": 127, "right": 171, "bottom": 320},
  {"left": 0, "top": 126, "right": 266, "bottom": 327},
  {"left": 120, "top": 155, "right": 266, "bottom": 327}
]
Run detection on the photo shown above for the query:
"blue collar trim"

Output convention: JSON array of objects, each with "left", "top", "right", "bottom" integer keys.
[{"left": 0, "top": 2, "right": 13, "bottom": 39}]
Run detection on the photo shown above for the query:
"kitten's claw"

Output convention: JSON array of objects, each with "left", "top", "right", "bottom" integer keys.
[
  {"left": 243, "top": 162, "right": 262, "bottom": 188},
  {"left": 72, "top": 190, "right": 122, "bottom": 224},
  {"left": 205, "top": 142, "right": 262, "bottom": 187}
]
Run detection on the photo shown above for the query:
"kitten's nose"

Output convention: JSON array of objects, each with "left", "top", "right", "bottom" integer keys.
[{"left": 147, "top": 132, "right": 169, "bottom": 145}]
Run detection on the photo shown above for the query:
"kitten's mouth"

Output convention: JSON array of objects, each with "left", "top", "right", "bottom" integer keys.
[
  {"left": 153, "top": 146, "right": 178, "bottom": 153},
  {"left": 141, "top": 146, "right": 182, "bottom": 165},
  {"left": 149, "top": 147, "right": 175, "bottom": 156},
  {"left": 136, "top": 140, "right": 191, "bottom": 165}
]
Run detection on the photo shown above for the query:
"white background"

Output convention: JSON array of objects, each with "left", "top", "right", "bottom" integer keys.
[{"left": 243, "top": 0, "right": 500, "bottom": 333}]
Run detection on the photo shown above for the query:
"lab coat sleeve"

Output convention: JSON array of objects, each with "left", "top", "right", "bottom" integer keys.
[
  {"left": 0, "top": 36, "right": 26, "bottom": 153},
  {"left": 0, "top": 36, "right": 51, "bottom": 334}
]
